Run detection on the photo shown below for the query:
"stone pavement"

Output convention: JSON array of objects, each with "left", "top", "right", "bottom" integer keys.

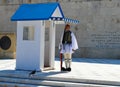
[
  {"left": 0, "top": 58, "right": 120, "bottom": 86},
  {"left": 55, "top": 58, "right": 120, "bottom": 86}
]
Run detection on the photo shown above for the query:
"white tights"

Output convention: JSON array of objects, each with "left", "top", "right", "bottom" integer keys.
[{"left": 64, "top": 53, "right": 72, "bottom": 68}]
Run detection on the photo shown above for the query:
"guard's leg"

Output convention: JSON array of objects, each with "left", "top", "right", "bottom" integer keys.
[
  {"left": 64, "top": 53, "right": 70, "bottom": 69},
  {"left": 68, "top": 59, "right": 72, "bottom": 68},
  {"left": 62, "top": 53, "right": 68, "bottom": 71},
  {"left": 65, "top": 58, "right": 68, "bottom": 69},
  {"left": 66, "top": 53, "right": 72, "bottom": 71}
]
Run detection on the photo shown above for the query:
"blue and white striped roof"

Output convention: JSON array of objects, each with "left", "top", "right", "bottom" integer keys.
[
  {"left": 63, "top": 18, "right": 79, "bottom": 24},
  {"left": 11, "top": 2, "right": 79, "bottom": 24},
  {"left": 50, "top": 17, "right": 79, "bottom": 24}
]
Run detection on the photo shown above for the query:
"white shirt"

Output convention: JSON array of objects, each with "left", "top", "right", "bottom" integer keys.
[{"left": 59, "top": 32, "right": 78, "bottom": 53}]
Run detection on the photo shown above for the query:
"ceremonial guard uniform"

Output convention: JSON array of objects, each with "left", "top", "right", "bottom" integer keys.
[{"left": 59, "top": 24, "right": 78, "bottom": 71}]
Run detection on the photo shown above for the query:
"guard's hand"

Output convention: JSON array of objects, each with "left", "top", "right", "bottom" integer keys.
[{"left": 60, "top": 48, "right": 62, "bottom": 51}]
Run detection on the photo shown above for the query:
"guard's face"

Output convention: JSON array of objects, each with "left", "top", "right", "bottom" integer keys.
[{"left": 65, "top": 26, "right": 70, "bottom": 31}]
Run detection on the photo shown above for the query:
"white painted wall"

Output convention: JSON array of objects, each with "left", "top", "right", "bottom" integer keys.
[
  {"left": 16, "top": 20, "right": 56, "bottom": 71},
  {"left": 16, "top": 21, "right": 45, "bottom": 71}
]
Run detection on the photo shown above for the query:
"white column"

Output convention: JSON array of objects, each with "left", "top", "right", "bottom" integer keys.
[
  {"left": 49, "top": 21, "right": 56, "bottom": 68},
  {"left": 40, "top": 21, "right": 45, "bottom": 70}
]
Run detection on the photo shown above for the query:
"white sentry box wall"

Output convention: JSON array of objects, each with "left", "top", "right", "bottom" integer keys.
[{"left": 16, "top": 20, "right": 56, "bottom": 71}]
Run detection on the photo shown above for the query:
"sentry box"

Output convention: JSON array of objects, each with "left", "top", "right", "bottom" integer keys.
[{"left": 11, "top": 2, "right": 79, "bottom": 71}]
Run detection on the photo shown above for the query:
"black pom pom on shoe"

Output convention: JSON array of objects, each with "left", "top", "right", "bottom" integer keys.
[
  {"left": 67, "top": 68, "right": 71, "bottom": 71},
  {"left": 61, "top": 67, "right": 66, "bottom": 71}
]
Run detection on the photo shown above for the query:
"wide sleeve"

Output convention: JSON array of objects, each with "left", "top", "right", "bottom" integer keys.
[{"left": 71, "top": 32, "right": 78, "bottom": 50}]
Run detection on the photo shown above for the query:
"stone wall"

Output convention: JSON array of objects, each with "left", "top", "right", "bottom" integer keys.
[
  {"left": 56, "top": 0, "right": 120, "bottom": 59},
  {"left": 1, "top": 0, "right": 120, "bottom": 58}
]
